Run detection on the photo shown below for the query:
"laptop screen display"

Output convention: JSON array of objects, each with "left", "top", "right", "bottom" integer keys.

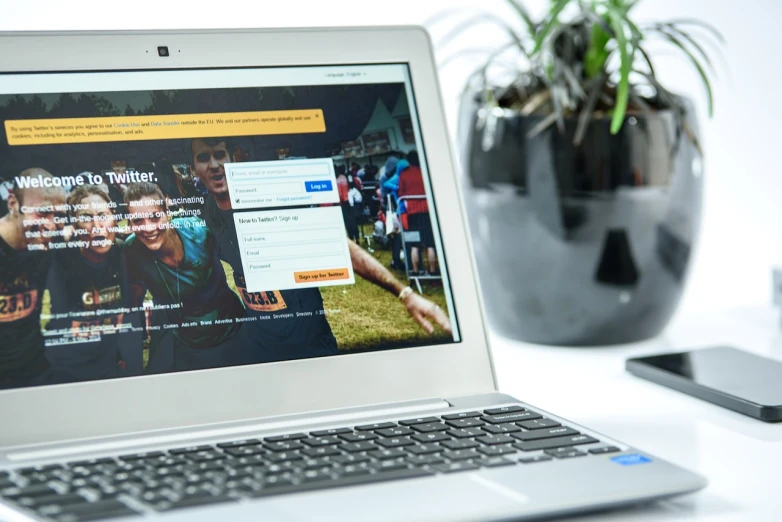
[{"left": 0, "top": 64, "right": 459, "bottom": 390}]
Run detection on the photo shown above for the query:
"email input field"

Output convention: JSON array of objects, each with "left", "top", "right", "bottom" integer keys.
[{"left": 244, "top": 241, "right": 345, "bottom": 259}]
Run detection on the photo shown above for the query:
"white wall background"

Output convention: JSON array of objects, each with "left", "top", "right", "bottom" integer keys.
[{"left": 1, "top": 0, "right": 780, "bottom": 316}]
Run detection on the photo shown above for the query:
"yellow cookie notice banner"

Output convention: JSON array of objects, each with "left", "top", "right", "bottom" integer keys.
[{"left": 4, "top": 109, "right": 325, "bottom": 146}]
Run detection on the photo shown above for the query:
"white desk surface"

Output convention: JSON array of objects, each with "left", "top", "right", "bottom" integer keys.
[{"left": 490, "top": 305, "right": 782, "bottom": 521}]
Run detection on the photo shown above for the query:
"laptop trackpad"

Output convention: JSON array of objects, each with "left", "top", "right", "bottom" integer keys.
[{"left": 268, "top": 472, "right": 528, "bottom": 521}]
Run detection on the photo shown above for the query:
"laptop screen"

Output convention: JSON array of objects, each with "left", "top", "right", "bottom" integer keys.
[{"left": 0, "top": 64, "right": 459, "bottom": 390}]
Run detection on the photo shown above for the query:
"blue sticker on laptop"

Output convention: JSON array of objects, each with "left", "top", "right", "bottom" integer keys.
[{"left": 611, "top": 454, "right": 652, "bottom": 466}]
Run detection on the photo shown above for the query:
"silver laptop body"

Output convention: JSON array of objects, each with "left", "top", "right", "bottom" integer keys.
[{"left": 0, "top": 27, "right": 705, "bottom": 522}]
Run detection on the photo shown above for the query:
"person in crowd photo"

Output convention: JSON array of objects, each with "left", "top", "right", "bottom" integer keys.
[
  {"left": 122, "top": 182, "right": 253, "bottom": 371},
  {"left": 0, "top": 169, "right": 66, "bottom": 388},
  {"left": 45, "top": 185, "right": 144, "bottom": 382},
  {"left": 398, "top": 151, "right": 439, "bottom": 276}
]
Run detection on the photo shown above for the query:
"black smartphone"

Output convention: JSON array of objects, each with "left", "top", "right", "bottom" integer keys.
[{"left": 626, "top": 346, "right": 782, "bottom": 422}]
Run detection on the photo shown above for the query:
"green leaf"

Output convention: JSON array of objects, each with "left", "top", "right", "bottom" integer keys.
[
  {"left": 505, "top": 0, "right": 537, "bottom": 35},
  {"left": 662, "top": 24, "right": 716, "bottom": 74},
  {"left": 533, "top": 0, "right": 571, "bottom": 54},
  {"left": 606, "top": 5, "right": 633, "bottom": 134},
  {"left": 660, "top": 18, "right": 725, "bottom": 43},
  {"left": 585, "top": 15, "right": 612, "bottom": 78},
  {"left": 655, "top": 29, "right": 715, "bottom": 116}
]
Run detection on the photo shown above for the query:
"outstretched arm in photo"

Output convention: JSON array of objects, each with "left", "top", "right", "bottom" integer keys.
[{"left": 347, "top": 242, "right": 451, "bottom": 336}]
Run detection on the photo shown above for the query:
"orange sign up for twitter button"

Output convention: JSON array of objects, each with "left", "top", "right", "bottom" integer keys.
[
  {"left": 4, "top": 109, "right": 325, "bottom": 146},
  {"left": 294, "top": 269, "right": 350, "bottom": 284}
]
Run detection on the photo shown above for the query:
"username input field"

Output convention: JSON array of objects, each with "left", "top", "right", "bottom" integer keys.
[{"left": 230, "top": 163, "right": 330, "bottom": 180}]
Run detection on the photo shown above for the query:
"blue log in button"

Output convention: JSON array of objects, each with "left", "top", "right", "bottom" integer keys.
[{"left": 305, "top": 180, "right": 333, "bottom": 192}]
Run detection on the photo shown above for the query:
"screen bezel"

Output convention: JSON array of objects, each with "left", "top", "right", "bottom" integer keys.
[{"left": 0, "top": 27, "right": 497, "bottom": 448}]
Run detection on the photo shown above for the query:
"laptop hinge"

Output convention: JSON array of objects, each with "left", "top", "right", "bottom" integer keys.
[{"left": 5, "top": 398, "right": 451, "bottom": 463}]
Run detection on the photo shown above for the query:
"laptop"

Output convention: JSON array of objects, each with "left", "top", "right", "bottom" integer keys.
[{"left": 0, "top": 27, "right": 705, "bottom": 522}]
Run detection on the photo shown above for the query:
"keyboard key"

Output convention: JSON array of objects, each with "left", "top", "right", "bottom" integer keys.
[
  {"left": 3, "top": 484, "right": 56, "bottom": 499},
  {"left": 519, "top": 455, "right": 553, "bottom": 464},
  {"left": 407, "top": 444, "right": 440, "bottom": 455},
  {"left": 159, "top": 493, "right": 236, "bottom": 512},
  {"left": 339, "top": 464, "right": 372, "bottom": 477},
  {"left": 0, "top": 471, "right": 9, "bottom": 479},
  {"left": 302, "top": 436, "right": 341, "bottom": 447},
  {"left": 224, "top": 446, "right": 265, "bottom": 458},
  {"left": 374, "top": 460, "right": 409, "bottom": 472},
  {"left": 411, "top": 432, "right": 450, "bottom": 443},
  {"left": 446, "top": 428, "right": 484, "bottom": 439},
  {"left": 332, "top": 454, "right": 371, "bottom": 465},
  {"left": 432, "top": 462, "right": 480, "bottom": 473},
  {"left": 476, "top": 434, "right": 515, "bottom": 446},
  {"left": 514, "top": 435, "right": 599, "bottom": 452},
  {"left": 264, "top": 441, "right": 305, "bottom": 452},
  {"left": 339, "top": 442, "right": 376, "bottom": 453},
  {"left": 147, "top": 456, "right": 189, "bottom": 468},
  {"left": 168, "top": 445, "right": 212, "bottom": 455},
  {"left": 298, "top": 470, "right": 333, "bottom": 483},
  {"left": 118, "top": 451, "right": 165, "bottom": 462},
  {"left": 310, "top": 428, "right": 352, "bottom": 437},
  {"left": 441, "top": 439, "right": 479, "bottom": 451},
  {"left": 588, "top": 446, "right": 621, "bottom": 455},
  {"left": 20, "top": 492, "right": 87, "bottom": 508},
  {"left": 339, "top": 433, "right": 378, "bottom": 443},
  {"left": 517, "top": 418, "right": 561, "bottom": 430},
  {"left": 407, "top": 455, "right": 447, "bottom": 466},
  {"left": 512, "top": 427, "right": 580, "bottom": 442},
  {"left": 398, "top": 417, "right": 440, "bottom": 426},
  {"left": 301, "top": 447, "right": 341, "bottom": 458},
  {"left": 17, "top": 464, "right": 64, "bottom": 475},
  {"left": 481, "top": 423, "right": 521, "bottom": 435},
  {"left": 483, "top": 412, "right": 540, "bottom": 424},
  {"left": 216, "top": 439, "right": 261, "bottom": 449},
  {"left": 441, "top": 449, "right": 480, "bottom": 461},
  {"left": 477, "top": 445, "right": 516, "bottom": 457},
  {"left": 411, "top": 423, "right": 449, "bottom": 433},
  {"left": 300, "top": 457, "right": 335, "bottom": 470},
  {"left": 376, "top": 427, "right": 414, "bottom": 437},
  {"left": 376, "top": 437, "right": 415, "bottom": 449},
  {"left": 355, "top": 422, "right": 396, "bottom": 431},
  {"left": 0, "top": 478, "right": 15, "bottom": 490},
  {"left": 265, "top": 433, "right": 307, "bottom": 442},
  {"left": 265, "top": 451, "right": 303, "bottom": 463},
  {"left": 56, "top": 499, "right": 140, "bottom": 520},
  {"left": 441, "top": 411, "right": 482, "bottom": 420},
  {"left": 263, "top": 475, "right": 296, "bottom": 488},
  {"left": 445, "top": 418, "right": 484, "bottom": 429},
  {"left": 476, "top": 457, "right": 515, "bottom": 468},
  {"left": 370, "top": 449, "right": 407, "bottom": 460},
  {"left": 185, "top": 451, "right": 222, "bottom": 463},
  {"left": 545, "top": 448, "right": 587, "bottom": 459},
  {"left": 249, "top": 467, "right": 433, "bottom": 498},
  {"left": 484, "top": 406, "right": 525, "bottom": 415}
]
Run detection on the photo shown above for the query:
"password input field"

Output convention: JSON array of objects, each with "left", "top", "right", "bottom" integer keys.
[
  {"left": 247, "top": 255, "right": 347, "bottom": 272},
  {"left": 232, "top": 182, "right": 302, "bottom": 195}
]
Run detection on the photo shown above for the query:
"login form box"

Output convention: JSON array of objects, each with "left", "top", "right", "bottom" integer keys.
[
  {"left": 234, "top": 206, "right": 355, "bottom": 292},
  {"left": 225, "top": 158, "right": 339, "bottom": 209}
]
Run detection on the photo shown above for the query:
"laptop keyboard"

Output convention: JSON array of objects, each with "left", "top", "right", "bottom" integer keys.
[{"left": 0, "top": 406, "right": 621, "bottom": 521}]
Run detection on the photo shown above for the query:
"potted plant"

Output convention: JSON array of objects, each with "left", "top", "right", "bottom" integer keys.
[{"left": 431, "top": 0, "right": 723, "bottom": 345}]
